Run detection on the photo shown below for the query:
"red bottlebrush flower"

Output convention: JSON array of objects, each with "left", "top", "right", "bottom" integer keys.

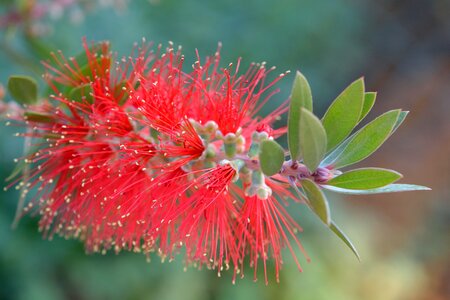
[
  {"left": 175, "top": 164, "right": 241, "bottom": 272},
  {"left": 236, "top": 189, "right": 310, "bottom": 284},
  {"left": 8, "top": 39, "right": 310, "bottom": 284}
]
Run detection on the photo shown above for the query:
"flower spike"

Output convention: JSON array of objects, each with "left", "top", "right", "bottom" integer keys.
[{"left": 5, "top": 40, "right": 429, "bottom": 284}]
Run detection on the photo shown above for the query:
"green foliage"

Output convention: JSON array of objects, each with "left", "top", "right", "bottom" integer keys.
[
  {"left": 327, "top": 168, "right": 402, "bottom": 190},
  {"left": 72, "top": 43, "right": 106, "bottom": 67},
  {"left": 322, "top": 78, "right": 364, "bottom": 152},
  {"left": 7, "top": 75, "right": 38, "bottom": 105},
  {"left": 392, "top": 111, "right": 409, "bottom": 134},
  {"left": 259, "top": 139, "right": 285, "bottom": 176},
  {"left": 115, "top": 81, "right": 130, "bottom": 106},
  {"left": 322, "top": 184, "right": 431, "bottom": 194},
  {"left": 320, "top": 134, "right": 353, "bottom": 167},
  {"left": 359, "top": 92, "right": 377, "bottom": 122},
  {"left": 78, "top": 57, "right": 108, "bottom": 81},
  {"left": 68, "top": 84, "right": 93, "bottom": 103},
  {"left": 299, "top": 108, "right": 327, "bottom": 172},
  {"left": 331, "top": 110, "right": 401, "bottom": 168},
  {"left": 300, "top": 179, "right": 330, "bottom": 225},
  {"left": 6, "top": 157, "right": 27, "bottom": 182},
  {"left": 44, "top": 43, "right": 109, "bottom": 96},
  {"left": 284, "top": 72, "right": 430, "bottom": 259},
  {"left": 321, "top": 110, "right": 407, "bottom": 167},
  {"left": 24, "top": 112, "right": 55, "bottom": 123},
  {"left": 288, "top": 71, "right": 313, "bottom": 161},
  {"left": 329, "top": 221, "right": 361, "bottom": 260}
]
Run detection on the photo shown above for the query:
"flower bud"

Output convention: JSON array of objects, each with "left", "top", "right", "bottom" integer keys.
[
  {"left": 312, "top": 167, "right": 333, "bottom": 183},
  {"left": 244, "top": 171, "right": 272, "bottom": 200}
]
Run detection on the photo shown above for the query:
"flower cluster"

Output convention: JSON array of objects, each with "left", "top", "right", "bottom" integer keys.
[
  {"left": 6, "top": 39, "right": 429, "bottom": 284},
  {"left": 7, "top": 40, "right": 307, "bottom": 283}
]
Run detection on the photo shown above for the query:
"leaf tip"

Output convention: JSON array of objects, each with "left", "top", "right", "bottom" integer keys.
[
  {"left": 329, "top": 221, "right": 361, "bottom": 261},
  {"left": 355, "top": 76, "right": 365, "bottom": 86}
]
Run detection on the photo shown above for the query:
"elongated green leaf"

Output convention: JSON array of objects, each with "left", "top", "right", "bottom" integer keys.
[
  {"left": 259, "top": 140, "right": 285, "bottom": 176},
  {"left": 391, "top": 111, "right": 409, "bottom": 134},
  {"left": 71, "top": 42, "right": 107, "bottom": 69},
  {"left": 77, "top": 56, "right": 110, "bottom": 81},
  {"left": 45, "top": 43, "right": 109, "bottom": 96},
  {"left": 6, "top": 159, "right": 27, "bottom": 182},
  {"left": 329, "top": 221, "right": 360, "bottom": 260},
  {"left": 359, "top": 92, "right": 377, "bottom": 122},
  {"left": 320, "top": 134, "right": 354, "bottom": 167},
  {"left": 24, "top": 112, "right": 55, "bottom": 123},
  {"left": 322, "top": 78, "right": 365, "bottom": 152},
  {"left": 68, "top": 84, "right": 93, "bottom": 103},
  {"left": 7, "top": 76, "right": 38, "bottom": 105},
  {"left": 299, "top": 108, "right": 327, "bottom": 172},
  {"left": 301, "top": 179, "right": 330, "bottom": 225},
  {"left": 327, "top": 168, "right": 402, "bottom": 189},
  {"left": 6, "top": 144, "right": 41, "bottom": 182},
  {"left": 44, "top": 46, "right": 101, "bottom": 96},
  {"left": 333, "top": 110, "right": 401, "bottom": 168},
  {"left": 322, "top": 183, "right": 431, "bottom": 194},
  {"left": 288, "top": 71, "right": 313, "bottom": 161},
  {"left": 321, "top": 110, "right": 407, "bottom": 168},
  {"left": 114, "top": 81, "right": 130, "bottom": 106}
]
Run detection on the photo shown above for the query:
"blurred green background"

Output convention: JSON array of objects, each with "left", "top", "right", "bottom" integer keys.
[{"left": 0, "top": 0, "right": 449, "bottom": 299}]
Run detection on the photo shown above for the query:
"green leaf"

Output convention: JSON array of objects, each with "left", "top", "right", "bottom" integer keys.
[
  {"left": 359, "top": 92, "right": 377, "bottom": 122},
  {"left": 114, "top": 81, "right": 129, "bottom": 106},
  {"left": 322, "top": 183, "right": 431, "bottom": 194},
  {"left": 300, "top": 178, "right": 330, "bottom": 225},
  {"left": 24, "top": 111, "right": 55, "bottom": 123},
  {"left": 321, "top": 110, "right": 408, "bottom": 168},
  {"left": 6, "top": 158, "right": 27, "bottom": 182},
  {"left": 320, "top": 134, "right": 354, "bottom": 167},
  {"left": 332, "top": 109, "right": 401, "bottom": 168},
  {"left": 322, "top": 78, "right": 365, "bottom": 152},
  {"left": 259, "top": 139, "right": 285, "bottom": 176},
  {"left": 71, "top": 42, "right": 106, "bottom": 68},
  {"left": 44, "top": 82, "right": 64, "bottom": 97},
  {"left": 329, "top": 221, "right": 360, "bottom": 260},
  {"left": 7, "top": 75, "right": 38, "bottom": 105},
  {"left": 6, "top": 144, "right": 40, "bottom": 182},
  {"left": 299, "top": 108, "right": 327, "bottom": 172},
  {"left": 44, "top": 43, "right": 109, "bottom": 96},
  {"left": 327, "top": 168, "right": 402, "bottom": 189},
  {"left": 288, "top": 71, "right": 313, "bottom": 161},
  {"left": 78, "top": 57, "right": 109, "bottom": 80},
  {"left": 391, "top": 111, "right": 409, "bottom": 134},
  {"left": 68, "top": 84, "right": 93, "bottom": 103}
]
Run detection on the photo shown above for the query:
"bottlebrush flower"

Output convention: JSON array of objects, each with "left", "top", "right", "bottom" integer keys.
[{"left": 4, "top": 39, "right": 429, "bottom": 284}]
